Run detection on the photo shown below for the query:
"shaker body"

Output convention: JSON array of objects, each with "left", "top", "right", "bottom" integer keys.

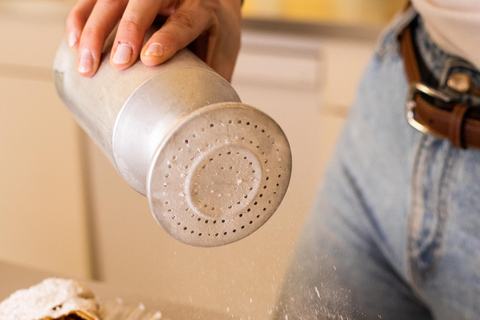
[
  {"left": 54, "top": 31, "right": 292, "bottom": 247},
  {"left": 54, "top": 39, "right": 240, "bottom": 195}
]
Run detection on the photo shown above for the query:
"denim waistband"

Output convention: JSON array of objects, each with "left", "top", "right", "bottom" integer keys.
[{"left": 414, "top": 15, "right": 480, "bottom": 88}]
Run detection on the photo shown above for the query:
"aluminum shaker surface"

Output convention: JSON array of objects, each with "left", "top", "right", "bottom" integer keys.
[{"left": 54, "top": 31, "right": 292, "bottom": 247}]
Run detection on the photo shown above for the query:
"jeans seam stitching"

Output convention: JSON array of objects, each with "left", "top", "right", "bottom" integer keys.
[
  {"left": 406, "top": 134, "right": 430, "bottom": 303},
  {"left": 427, "top": 146, "right": 456, "bottom": 277}
]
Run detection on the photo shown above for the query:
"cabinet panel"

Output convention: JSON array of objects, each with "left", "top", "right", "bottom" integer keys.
[
  {"left": 234, "top": 50, "right": 319, "bottom": 89},
  {"left": 0, "top": 1, "right": 73, "bottom": 69},
  {"left": 0, "top": 77, "right": 90, "bottom": 278},
  {"left": 321, "top": 38, "right": 377, "bottom": 111}
]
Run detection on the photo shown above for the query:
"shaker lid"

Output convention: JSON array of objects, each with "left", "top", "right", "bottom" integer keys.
[{"left": 147, "top": 102, "right": 292, "bottom": 247}]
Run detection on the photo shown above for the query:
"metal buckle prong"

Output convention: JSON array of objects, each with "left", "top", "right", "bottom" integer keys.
[{"left": 405, "top": 82, "right": 453, "bottom": 136}]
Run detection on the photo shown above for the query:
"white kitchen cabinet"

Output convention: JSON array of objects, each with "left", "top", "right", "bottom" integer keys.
[
  {"left": 0, "top": 0, "right": 90, "bottom": 278},
  {"left": 0, "top": 77, "right": 89, "bottom": 278}
]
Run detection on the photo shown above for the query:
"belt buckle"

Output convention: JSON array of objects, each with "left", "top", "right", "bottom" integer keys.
[
  {"left": 405, "top": 82, "right": 453, "bottom": 136},
  {"left": 405, "top": 57, "right": 480, "bottom": 137}
]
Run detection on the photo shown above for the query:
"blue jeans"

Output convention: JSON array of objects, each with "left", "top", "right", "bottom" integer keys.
[{"left": 275, "top": 8, "right": 480, "bottom": 320}]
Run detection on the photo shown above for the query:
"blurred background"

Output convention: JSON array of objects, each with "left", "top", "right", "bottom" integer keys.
[{"left": 0, "top": 0, "right": 405, "bottom": 319}]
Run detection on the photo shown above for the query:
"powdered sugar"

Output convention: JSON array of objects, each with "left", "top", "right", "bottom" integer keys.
[{"left": 0, "top": 278, "right": 100, "bottom": 320}]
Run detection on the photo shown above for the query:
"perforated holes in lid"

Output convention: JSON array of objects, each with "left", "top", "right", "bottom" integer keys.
[{"left": 147, "top": 102, "right": 292, "bottom": 247}]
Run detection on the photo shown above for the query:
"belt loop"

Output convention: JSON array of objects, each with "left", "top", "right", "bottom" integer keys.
[
  {"left": 449, "top": 104, "right": 470, "bottom": 149},
  {"left": 391, "top": 5, "right": 417, "bottom": 39}
]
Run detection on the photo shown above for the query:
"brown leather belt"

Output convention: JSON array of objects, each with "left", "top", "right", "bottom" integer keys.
[{"left": 399, "top": 21, "right": 480, "bottom": 149}]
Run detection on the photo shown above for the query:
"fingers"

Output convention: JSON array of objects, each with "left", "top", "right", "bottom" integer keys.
[
  {"left": 67, "top": 0, "right": 242, "bottom": 80},
  {"left": 110, "top": 0, "right": 162, "bottom": 70},
  {"left": 66, "top": 0, "right": 96, "bottom": 49},
  {"left": 140, "top": 0, "right": 242, "bottom": 81},
  {"left": 140, "top": 3, "right": 213, "bottom": 68},
  {"left": 76, "top": 0, "right": 127, "bottom": 77}
]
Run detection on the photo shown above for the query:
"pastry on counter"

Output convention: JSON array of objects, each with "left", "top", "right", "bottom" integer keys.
[{"left": 0, "top": 278, "right": 101, "bottom": 320}]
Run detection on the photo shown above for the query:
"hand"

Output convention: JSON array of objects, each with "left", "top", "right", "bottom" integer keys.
[{"left": 66, "top": 0, "right": 242, "bottom": 81}]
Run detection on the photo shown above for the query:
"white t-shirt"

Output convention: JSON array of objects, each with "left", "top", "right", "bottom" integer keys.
[{"left": 412, "top": 0, "right": 480, "bottom": 70}]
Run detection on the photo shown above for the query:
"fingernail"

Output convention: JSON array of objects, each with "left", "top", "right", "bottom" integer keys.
[
  {"left": 145, "top": 43, "right": 164, "bottom": 57},
  {"left": 78, "top": 49, "right": 93, "bottom": 74},
  {"left": 112, "top": 43, "right": 133, "bottom": 65},
  {"left": 68, "top": 31, "right": 79, "bottom": 48}
]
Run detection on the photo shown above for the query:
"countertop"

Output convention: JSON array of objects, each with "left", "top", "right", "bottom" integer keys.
[{"left": 0, "top": 260, "right": 234, "bottom": 320}]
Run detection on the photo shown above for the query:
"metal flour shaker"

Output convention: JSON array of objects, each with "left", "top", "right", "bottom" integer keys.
[{"left": 53, "top": 32, "right": 291, "bottom": 247}]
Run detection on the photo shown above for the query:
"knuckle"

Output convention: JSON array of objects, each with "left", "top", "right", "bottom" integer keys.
[
  {"left": 98, "top": 0, "right": 123, "bottom": 6},
  {"left": 120, "top": 18, "right": 144, "bottom": 35},
  {"left": 160, "top": 29, "right": 180, "bottom": 48},
  {"left": 168, "top": 11, "right": 196, "bottom": 31},
  {"left": 201, "top": 0, "right": 220, "bottom": 16},
  {"left": 80, "top": 24, "right": 102, "bottom": 41},
  {"left": 81, "top": 24, "right": 94, "bottom": 37}
]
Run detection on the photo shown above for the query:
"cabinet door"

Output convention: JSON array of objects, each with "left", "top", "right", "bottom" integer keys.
[
  {"left": 0, "top": 0, "right": 73, "bottom": 68},
  {"left": 0, "top": 77, "right": 90, "bottom": 278}
]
